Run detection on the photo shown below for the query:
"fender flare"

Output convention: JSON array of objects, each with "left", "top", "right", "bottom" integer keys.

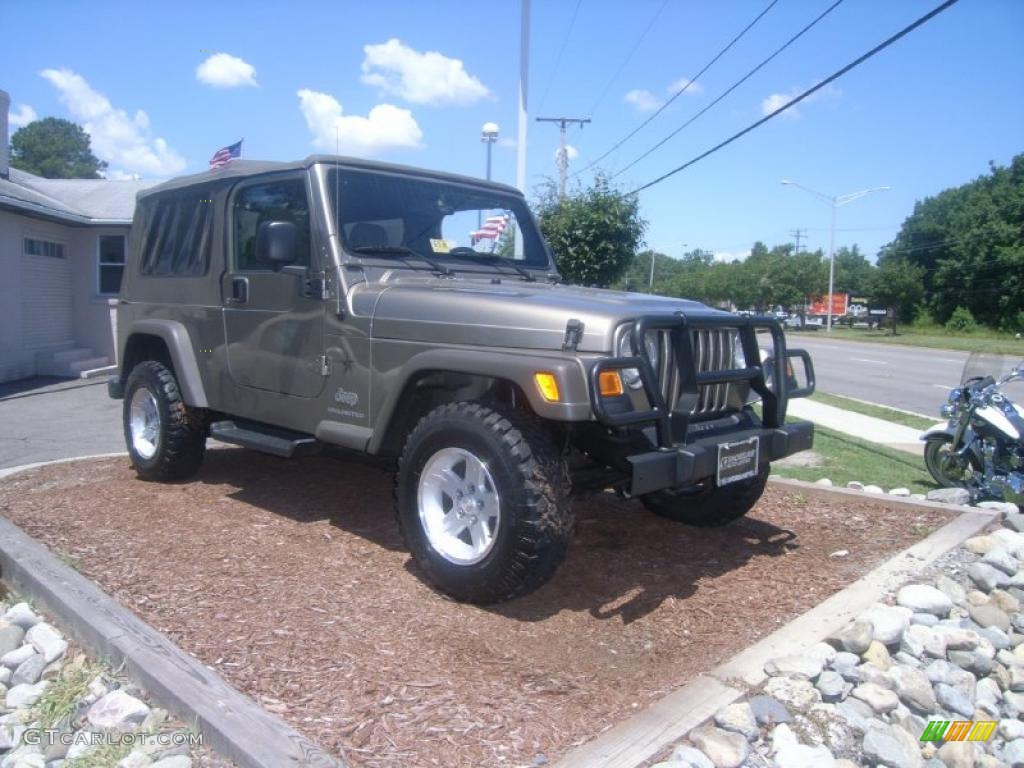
[
  {"left": 123, "top": 319, "right": 209, "bottom": 408},
  {"left": 367, "top": 347, "right": 592, "bottom": 455}
]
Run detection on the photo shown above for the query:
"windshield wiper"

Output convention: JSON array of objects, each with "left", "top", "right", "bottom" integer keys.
[
  {"left": 350, "top": 245, "right": 453, "bottom": 277},
  {"left": 448, "top": 252, "right": 537, "bottom": 282}
]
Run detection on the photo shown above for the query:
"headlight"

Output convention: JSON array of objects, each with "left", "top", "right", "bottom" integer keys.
[
  {"left": 948, "top": 389, "right": 961, "bottom": 403},
  {"left": 940, "top": 404, "right": 956, "bottom": 418},
  {"left": 617, "top": 331, "right": 659, "bottom": 390}
]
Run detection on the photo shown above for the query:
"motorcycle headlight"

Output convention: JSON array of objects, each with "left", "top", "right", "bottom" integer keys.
[
  {"left": 948, "top": 389, "right": 961, "bottom": 403},
  {"left": 940, "top": 404, "right": 956, "bottom": 418}
]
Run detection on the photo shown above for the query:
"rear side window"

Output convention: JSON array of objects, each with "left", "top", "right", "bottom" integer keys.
[{"left": 137, "top": 187, "right": 215, "bottom": 276}]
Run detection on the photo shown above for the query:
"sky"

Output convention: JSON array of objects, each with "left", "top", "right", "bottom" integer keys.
[{"left": 3, "top": 0, "right": 1022, "bottom": 263}]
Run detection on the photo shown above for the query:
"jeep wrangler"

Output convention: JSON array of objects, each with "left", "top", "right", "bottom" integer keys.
[{"left": 109, "top": 155, "right": 815, "bottom": 604}]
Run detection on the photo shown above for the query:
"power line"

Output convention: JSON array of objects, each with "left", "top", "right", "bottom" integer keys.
[
  {"left": 588, "top": 0, "right": 670, "bottom": 116},
  {"left": 634, "top": 0, "right": 962, "bottom": 194},
  {"left": 613, "top": 0, "right": 845, "bottom": 180},
  {"left": 537, "top": 0, "right": 585, "bottom": 115},
  {"left": 573, "top": 0, "right": 779, "bottom": 178}
]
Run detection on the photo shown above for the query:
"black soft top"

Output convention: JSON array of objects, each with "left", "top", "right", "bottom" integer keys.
[{"left": 136, "top": 155, "right": 523, "bottom": 201}]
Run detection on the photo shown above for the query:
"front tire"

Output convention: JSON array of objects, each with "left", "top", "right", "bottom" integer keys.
[
  {"left": 640, "top": 466, "right": 769, "bottom": 526},
  {"left": 395, "top": 402, "right": 572, "bottom": 604},
  {"left": 123, "top": 361, "right": 206, "bottom": 481},
  {"left": 924, "top": 435, "right": 977, "bottom": 488}
]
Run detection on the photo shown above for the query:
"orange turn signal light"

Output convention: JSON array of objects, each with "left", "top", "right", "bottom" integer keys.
[
  {"left": 598, "top": 370, "right": 625, "bottom": 397},
  {"left": 534, "top": 372, "right": 561, "bottom": 403}
]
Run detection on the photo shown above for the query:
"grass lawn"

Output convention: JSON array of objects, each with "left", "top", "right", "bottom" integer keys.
[
  {"left": 771, "top": 424, "right": 936, "bottom": 493},
  {"left": 821, "top": 326, "right": 1024, "bottom": 355},
  {"left": 811, "top": 391, "right": 938, "bottom": 430}
]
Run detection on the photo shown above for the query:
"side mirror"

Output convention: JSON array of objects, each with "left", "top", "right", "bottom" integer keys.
[{"left": 256, "top": 221, "right": 297, "bottom": 266}]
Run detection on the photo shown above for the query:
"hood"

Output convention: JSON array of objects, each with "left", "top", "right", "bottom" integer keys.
[{"left": 361, "top": 275, "right": 730, "bottom": 352}]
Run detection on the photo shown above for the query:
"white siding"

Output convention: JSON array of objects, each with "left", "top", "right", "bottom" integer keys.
[{"left": 21, "top": 248, "right": 73, "bottom": 349}]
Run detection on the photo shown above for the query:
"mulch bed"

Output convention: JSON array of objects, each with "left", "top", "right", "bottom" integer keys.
[{"left": 0, "top": 451, "right": 952, "bottom": 768}]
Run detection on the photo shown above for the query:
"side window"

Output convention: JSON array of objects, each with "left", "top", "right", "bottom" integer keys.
[
  {"left": 138, "top": 188, "right": 213, "bottom": 276},
  {"left": 98, "top": 234, "right": 126, "bottom": 295},
  {"left": 234, "top": 178, "right": 311, "bottom": 271}
]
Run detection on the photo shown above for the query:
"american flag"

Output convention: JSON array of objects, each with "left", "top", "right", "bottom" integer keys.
[
  {"left": 470, "top": 214, "right": 511, "bottom": 245},
  {"left": 209, "top": 140, "right": 242, "bottom": 169}
]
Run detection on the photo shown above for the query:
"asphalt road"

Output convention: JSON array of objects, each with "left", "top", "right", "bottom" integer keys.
[
  {"left": 0, "top": 378, "right": 124, "bottom": 469},
  {"left": 784, "top": 333, "right": 968, "bottom": 415}
]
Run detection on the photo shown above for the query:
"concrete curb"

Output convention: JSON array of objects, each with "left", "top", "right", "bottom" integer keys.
[
  {"left": 0, "top": 455, "right": 343, "bottom": 768},
  {"left": 554, "top": 479, "right": 998, "bottom": 768}
]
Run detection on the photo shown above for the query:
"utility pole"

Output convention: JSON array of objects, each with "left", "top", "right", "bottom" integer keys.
[
  {"left": 789, "top": 228, "right": 806, "bottom": 253},
  {"left": 536, "top": 116, "right": 591, "bottom": 200},
  {"left": 516, "top": 0, "right": 530, "bottom": 196}
]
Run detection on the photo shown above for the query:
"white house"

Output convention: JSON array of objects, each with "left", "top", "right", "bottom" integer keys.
[{"left": 0, "top": 89, "right": 157, "bottom": 383}]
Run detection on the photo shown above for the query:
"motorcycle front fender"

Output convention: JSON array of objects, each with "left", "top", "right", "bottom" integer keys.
[{"left": 920, "top": 423, "right": 964, "bottom": 441}]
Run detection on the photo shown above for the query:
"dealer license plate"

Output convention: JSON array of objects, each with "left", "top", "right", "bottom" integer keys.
[{"left": 716, "top": 437, "right": 760, "bottom": 486}]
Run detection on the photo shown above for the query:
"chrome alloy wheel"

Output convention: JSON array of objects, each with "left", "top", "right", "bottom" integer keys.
[
  {"left": 129, "top": 387, "right": 162, "bottom": 460},
  {"left": 417, "top": 447, "right": 501, "bottom": 565}
]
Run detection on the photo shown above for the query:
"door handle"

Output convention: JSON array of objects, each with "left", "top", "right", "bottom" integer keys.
[{"left": 229, "top": 276, "right": 249, "bottom": 304}]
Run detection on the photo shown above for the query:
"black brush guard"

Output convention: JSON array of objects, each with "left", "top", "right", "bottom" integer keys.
[{"left": 589, "top": 314, "right": 815, "bottom": 495}]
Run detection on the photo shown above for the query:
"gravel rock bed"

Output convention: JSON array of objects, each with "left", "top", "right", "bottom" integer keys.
[
  {"left": 0, "top": 452, "right": 955, "bottom": 768},
  {"left": 650, "top": 502, "right": 1024, "bottom": 768},
  {"left": 0, "top": 587, "right": 231, "bottom": 768}
]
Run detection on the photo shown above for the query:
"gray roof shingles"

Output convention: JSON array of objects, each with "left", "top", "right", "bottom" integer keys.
[{"left": 1, "top": 167, "right": 159, "bottom": 224}]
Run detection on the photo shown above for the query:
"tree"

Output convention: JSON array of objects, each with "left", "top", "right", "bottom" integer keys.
[
  {"left": 536, "top": 174, "right": 646, "bottom": 287},
  {"left": 868, "top": 258, "right": 925, "bottom": 334},
  {"left": 9, "top": 118, "right": 107, "bottom": 178},
  {"left": 884, "top": 154, "right": 1024, "bottom": 329},
  {"left": 831, "top": 245, "right": 874, "bottom": 295}
]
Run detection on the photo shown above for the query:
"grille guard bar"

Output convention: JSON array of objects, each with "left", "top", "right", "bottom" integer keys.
[{"left": 589, "top": 314, "right": 810, "bottom": 450}]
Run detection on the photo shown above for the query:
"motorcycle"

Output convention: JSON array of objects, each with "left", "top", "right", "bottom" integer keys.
[{"left": 922, "top": 353, "right": 1024, "bottom": 503}]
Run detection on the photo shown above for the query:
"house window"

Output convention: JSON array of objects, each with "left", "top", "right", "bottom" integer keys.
[
  {"left": 99, "top": 235, "right": 127, "bottom": 295},
  {"left": 24, "top": 238, "right": 65, "bottom": 259}
]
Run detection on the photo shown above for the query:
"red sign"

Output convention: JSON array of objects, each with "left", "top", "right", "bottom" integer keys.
[{"left": 807, "top": 293, "right": 848, "bottom": 316}]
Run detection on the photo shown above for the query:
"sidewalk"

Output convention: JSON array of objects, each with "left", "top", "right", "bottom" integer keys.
[{"left": 787, "top": 398, "right": 942, "bottom": 454}]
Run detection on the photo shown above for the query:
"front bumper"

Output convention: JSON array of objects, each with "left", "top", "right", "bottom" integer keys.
[{"left": 625, "top": 421, "right": 814, "bottom": 495}]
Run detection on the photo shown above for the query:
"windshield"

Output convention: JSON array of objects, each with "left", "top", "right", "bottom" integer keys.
[
  {"left": 960, "top": 352, "right": 1017, "bottom": 385},
  {"left": 326, "top": 168, "right": 552, "bottom": 270}
]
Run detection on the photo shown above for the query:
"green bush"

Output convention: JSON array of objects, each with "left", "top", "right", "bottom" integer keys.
[
  {"left": 944, "top": 306, "right": 978, "bottom": 334},
  {"left": 912, "top": 305, "right": 938, "bottom": 330}
]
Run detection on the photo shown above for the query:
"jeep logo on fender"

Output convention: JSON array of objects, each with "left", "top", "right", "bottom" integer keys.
[{"left": 334, "top": 388, "right": 359, "bottom": 407}]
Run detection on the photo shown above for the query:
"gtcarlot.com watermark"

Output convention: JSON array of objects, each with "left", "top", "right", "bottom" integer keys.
[{"left": 22, "top": 729, "right": 202, "bottom": 748}]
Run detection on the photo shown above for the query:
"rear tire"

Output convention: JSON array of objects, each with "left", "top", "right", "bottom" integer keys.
[
  {"left": 395, "top": 402, "right": 572, "bottom": 604},
  {"left": 924, "top": 435, "right": 978, "bottom": 488},
  {"left": 123, "top": 361, "right": 206, "bottom": 481},
  {"left": 640, "top": 466, "right": 769, "bottom": 526}
]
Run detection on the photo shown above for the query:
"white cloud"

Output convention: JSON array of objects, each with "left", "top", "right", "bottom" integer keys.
[
  {"left": 196, "top": 53, "right": 258, "bottom": 88},
  {"left": 39, "top": 68, "right": 185, "bottom": 176},
  {"left": 716, "top": 251, "right": 748, "bottom": 263},
  {"left": 497, "top": 136, "right": 517, "bottom": 149},
  {"left": 667, "top": 77, "right": 703, "bottom": 95},
  {"left": 761, "top": 83, "right": 841, "bottom": 119},
  {"left": 102, "top": 169, "right": 141, "bottom": 180},
  {"left": 554, "top": 144, "right": 579, "bottom": 163},
  {"left": 297, "top": 88, "right": 422, "bottom": 157},
  {"left": 8, "top": 103, "right": 38, "bottom": 128},
  {"left": 624, "top": 88, "right": 662, "bottom": 112},
  {"left": 361, "top": 38, "right": 490, "bottom": 105}
]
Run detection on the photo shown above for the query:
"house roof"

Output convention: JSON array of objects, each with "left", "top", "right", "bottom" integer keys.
[
  {"left": 139, "top": 154, "right": 522, "bottom": 198},
  {"left": 0, "top": 167, "right": 158, "bottom": 226}
]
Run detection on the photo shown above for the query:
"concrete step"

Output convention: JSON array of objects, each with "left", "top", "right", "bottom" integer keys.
[{"left": 67, "top": 356, "right": 110, "bottom": 376}]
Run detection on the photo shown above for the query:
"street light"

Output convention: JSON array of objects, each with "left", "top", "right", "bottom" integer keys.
[
  {"left": 480, "top": 122, "right": 499, "bottom": 229},
  {"left": 649, "top": 244, "right": 686, "bottom": 292},
  {"left": 780, "top": 180, "right": 890, "bottom": 332}
]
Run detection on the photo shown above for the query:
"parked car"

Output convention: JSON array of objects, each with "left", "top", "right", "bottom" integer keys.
[{"left": 108, "top": 155, "right": 816, "bottom": 603}]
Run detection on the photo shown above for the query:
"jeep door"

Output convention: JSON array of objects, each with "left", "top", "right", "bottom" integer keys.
[{"left": 221, "top": 173, "right": 327, "bottom": 399}]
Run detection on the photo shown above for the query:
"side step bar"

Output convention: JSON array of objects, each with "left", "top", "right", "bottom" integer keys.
[{"left": 209, "top": 420, "right": 321, "bottom": 458}]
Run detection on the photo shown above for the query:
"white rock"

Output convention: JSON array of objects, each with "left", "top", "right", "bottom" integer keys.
[
  {"left": 806, "top": 642, "right": 837, "bottom": 667},
  {"left": 5, "top": 680, "right": 48, "bottom": 708},
  {"left": 969, "top": 562, "right": 1011, "bottom": 592},
  {"left": 983, "top": 548, "right": 1021, "bottom": 576},
  {"left": 852, "top": 682, "right": 899, "bottom": 713},
  {"left": 765, "top": 676, "right": 822, "bottom": 710},
  {"left": 0, "top": 644, "right": 35, "bottom": 669},
  {"left": 764, "top": 655, "right": 824, "bottom": 681},
  {"left": 0, "top": 745, "right": 45, "bottom": 768},
  {"left": 116, "top": 752, "right": 155, "bottom": 768},
  {"left": 775, "top": 741, "right": 837, "bottom": 768},
  {"left": 978, "top": 500, "right": 1020, "bottom": 516},
  {"left": 1, "top": 604, "right": 41, "bottom": 630},
  {"left": 88, "top": 690, "right": 151, "bottom": 729},
  {"left": 911, "top": 493, "right": 926, "bottom": 500},
  {"left": 714, "top": 702, "right": 759, "bottom": 741},
  {"left": 888, "top": 487, "right": 911, "bottom": 497},
  {"left": 150, "top": 758, "right": 193, "bottom": 768},
  {"left": 927, "top": 487, "right": 970, "bottom": 505},
  {"left": 864, "top": 485, "right": 884, "bottom": 494},
  {"left": 901, "top": 625, "right": 947, "bottom": 659},
  {"left": 846, "top": 481, "right": 864, "bottom": 490},
  {"left": 668, "top": 744, "right": 714, "bottom": 768},
  {"left": 860, "top": 604, "right": 912, "bottom": 645},
  {"left": 1000, "top": 719, "right": 1024, "bottom": 740},
  {"left": 689, "top": 725, "right": 749, "bottom": 768},
  {"left": 829, "top": 550, "right": 849, "bottom": 558},
  {"left": 815, "top": 478, "right": 833, "bottom": 487},
  {"left": 24, "top": 623, "right": 66, "bottom": 664},
  {"left": 897, "top": 584, "right": 953, "bottom": 616},
  {"left": 861, "top": 722, "right": 923, "bottom": 768},
  {"left": 990, "top": 528, "right": 1024, "bottom": 557}
]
